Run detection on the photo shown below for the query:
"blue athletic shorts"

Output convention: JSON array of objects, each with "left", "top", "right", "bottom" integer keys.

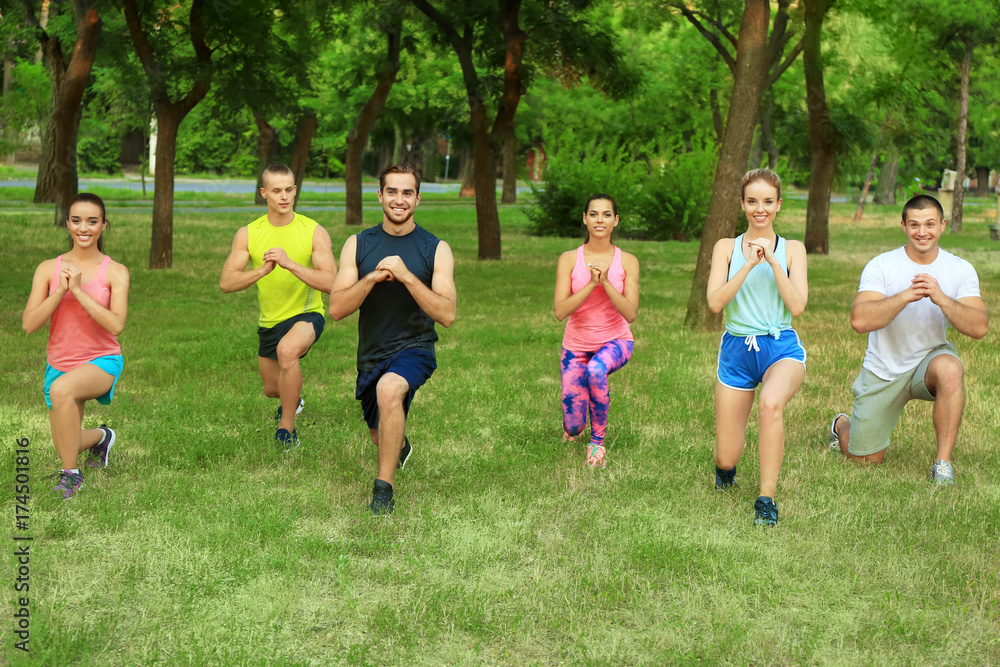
[
  {"left": 717, "top": 329, "right": 806, "bottom": 390},
  {"left": 44, "top": 355, "right": 124, "bottom": 410},
  {"left": 257, "top": 312, "right": 325, "bottom": 360},
  {"left": 356, "top": 346, "right": 437, "bottom": 429}
]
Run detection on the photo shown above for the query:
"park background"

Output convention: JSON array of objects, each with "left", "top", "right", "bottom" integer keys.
[{"left": 2, "top": 0, "right": 1000, "bottom": 664}]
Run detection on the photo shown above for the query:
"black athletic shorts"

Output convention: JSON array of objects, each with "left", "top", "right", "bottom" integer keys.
[{"left": 257, "top": 312, "right": 325, "bottom": 360}]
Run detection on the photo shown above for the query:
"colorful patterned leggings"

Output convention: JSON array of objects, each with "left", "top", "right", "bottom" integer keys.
[{"left": 560, "top": 339, "right": 634, "bottom": 447}]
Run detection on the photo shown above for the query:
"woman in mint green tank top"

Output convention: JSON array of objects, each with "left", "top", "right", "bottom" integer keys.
[{"left": 705, "top": 169, "right": 809, "bottom": 527}]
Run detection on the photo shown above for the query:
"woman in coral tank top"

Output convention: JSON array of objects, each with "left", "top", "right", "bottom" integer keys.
[
  {"left": 22, "top": 194, "right": 130, "bottom": 499},
  {"left": 554, "top": 194, "right": 640, "bottom": 469}
]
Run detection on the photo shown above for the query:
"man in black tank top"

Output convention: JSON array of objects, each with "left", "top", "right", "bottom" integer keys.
[{"left": 330, "top": 164, "right": 457, "bottom": 516}]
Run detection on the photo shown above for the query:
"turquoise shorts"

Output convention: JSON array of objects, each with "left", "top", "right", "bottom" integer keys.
[{"left": 44, "top": 355, "right": 124, "bottom": 410}]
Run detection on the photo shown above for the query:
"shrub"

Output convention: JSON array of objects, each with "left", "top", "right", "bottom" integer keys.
[{"left": 528, "top": 128, "right": 717, "bottom": 241}]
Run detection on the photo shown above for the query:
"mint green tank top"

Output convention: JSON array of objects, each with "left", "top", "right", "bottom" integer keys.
[{"left": 724, "top": 234, "right": 792, "bottom": 337}]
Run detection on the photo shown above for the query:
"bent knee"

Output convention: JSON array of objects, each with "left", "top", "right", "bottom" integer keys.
[
  {"left": 376, "top": 375, "right": 409, "bottom": 407},
  {"left": 757, "top": 396, "right": 786, "bottom": 423},
  {"left": 47, "top": 381, "right": 77, "bottom": 406}
]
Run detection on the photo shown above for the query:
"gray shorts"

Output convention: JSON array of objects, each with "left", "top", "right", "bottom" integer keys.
[{"left": 847, "top": 344, "right": 962, "bottom": 456}]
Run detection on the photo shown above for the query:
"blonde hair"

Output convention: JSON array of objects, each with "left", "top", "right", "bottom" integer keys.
[{"left": 741, "top": 168, "right": 782, "bottom": 200}]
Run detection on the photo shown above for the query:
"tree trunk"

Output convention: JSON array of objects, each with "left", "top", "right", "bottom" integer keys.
[
  {"left": 709, "top": 88, "right": 724, "bottom": 144},
  {"left": 289, "top": 112, "right": 317, "bottom": 208},
  {"left": 392, "top": 123, "right": 405, "bottom": 164},
  {"left": 760, "top": 92, "right": 778, "bottom": 167},
  {"left": 33, "top": 7, "right": 101, "bottom": 226},
  {"left": 252, "top": 109, "right": 278, "bottom": 205},
  {"left": 802, "top": 0, "right": 836, "bottom": 255},
  {"left": 150, "top": 107, "right": 181, "bottom": 269},
  {"left": 344, "top": 24, "right": 401, "bottom": 225},
  {"left": 458, "top": 147, "right": 475, "bottom": 197},
  {"left": 853, "top": 150, "right": 879, "bottom": 222},
  {"left": 748, "top": 124, "right": 763, "bottom": 170},
  {"left": 685, "top": 0, "right": 771, "bottom": 330},
  {"left": 974, "top": 166, "right": 989, "bottom": 197},
  {"left": 471, "top": 101, "right": 501, "bottom": 259},
  {"left": 501, "top": 129, "right": 517, "bottom": 203},
  {"left": 951, "top": 39, "right": 973, "bottom": 233},
  {"left": 423, "top": 134, "right": 438, "bottom": 183},
  {"left": 874, "top": 145, "right": 898, "bottom": 205},
  {"left": 124, "top": 0, "right": 212, "bottom": 269}
]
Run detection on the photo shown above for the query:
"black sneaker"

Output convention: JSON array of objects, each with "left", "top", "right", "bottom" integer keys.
[
  {"left": 715, "top": 465, "right": 737, "bottom": 489},
  {"left": 754, "top": 496, "right": 778, "bottom": 526},
  {"left": 275, "top": 428, "right": 300, "bottom": 452},
  {"left": 369, "top": 479, "right": 395, "bottom": 516},
  {"left": 397, "top": 438, "right": 413, "bottom": 470},
  {"left": 275, "top": 398, "right": 305, "bottom": 422}
]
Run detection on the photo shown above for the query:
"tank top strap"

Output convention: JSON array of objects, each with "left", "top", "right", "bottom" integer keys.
[
  {"left": 96, "top": 254, "right": 112, "bottom": 286},
  {"left": 611, "top": 245, "right": 622, "bottom": 271}
]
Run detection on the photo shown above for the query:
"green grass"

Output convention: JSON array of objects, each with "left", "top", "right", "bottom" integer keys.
[{"left": 1, "top": 195, "right": 999, "bottom": 664}]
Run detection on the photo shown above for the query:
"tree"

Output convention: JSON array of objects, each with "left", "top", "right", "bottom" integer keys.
[
  {"left": 344, "top": 13, "right": 401, "bottom": 226},
  {"left": 19, "top": 0, "right": 101, "bottom": 225},
  {"left": 801, "top": 0, "right": 836, "bottom": 254},
  {"left": 685, "top": 0, "right": 771, "bottom": 330},
  {"left": 123, "top": 0, "right": 213, "bottom": 268},
  {"left": 412, "top": 0, "right": 637, "bottom": 260}
]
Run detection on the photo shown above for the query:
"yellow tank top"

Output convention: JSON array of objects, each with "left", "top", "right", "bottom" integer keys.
[{"left": 248, "top": 213, "right": 325, "bottom": 327}]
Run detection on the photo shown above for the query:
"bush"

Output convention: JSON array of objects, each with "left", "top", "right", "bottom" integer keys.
[
  {"left": 528, "top": 129, "right": 717, "bottom": 241},
  {"left": 78, "top": 117, "right": 121, "bottom": 174},
  {"left": 527, "top": 130, "right": 650, "bottom": 238}
]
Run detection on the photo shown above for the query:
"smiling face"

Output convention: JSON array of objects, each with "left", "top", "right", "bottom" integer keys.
[
  {"left": 379, "top": 172, "right": 421, "bottom": 227},
  {"left": 740, "top": 180, "right": 782, "bottom": 230},
  {"left": 67, "top": 202, "right": 106, "bottom": 250},
  {"left": 583, "top": 198, "right": 619, "bottom": 240},
  {"left": 901, "top": 205, "right": 944, "bottom": 261},
  {"left": 261, "top": 172, "right": 296, "bottom": 218}
]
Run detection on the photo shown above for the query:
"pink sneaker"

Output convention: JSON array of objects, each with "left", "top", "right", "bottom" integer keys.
[{"left": 586, "top": 444, "right": 607, "bottom": 469}]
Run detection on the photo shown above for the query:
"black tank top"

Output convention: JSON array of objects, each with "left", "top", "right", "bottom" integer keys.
[{"left": 356, "top": 223, "right": 440, "bottom": 370}]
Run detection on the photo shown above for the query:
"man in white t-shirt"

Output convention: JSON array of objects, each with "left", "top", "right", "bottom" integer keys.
[{"left": 829, "top": 195, "right": 988, "bottom": 483}]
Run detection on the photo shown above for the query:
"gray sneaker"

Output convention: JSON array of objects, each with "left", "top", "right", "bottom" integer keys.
[
  {"left": 931, "top": 460, "right": 955, "bottom": 485},
  {"left": 829, "top": 413, "right": 849, "bottom": 455}
]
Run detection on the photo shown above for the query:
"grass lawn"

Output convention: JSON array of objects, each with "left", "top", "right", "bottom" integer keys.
[{"left": 1, "top": 193, "right": 999, "bottom": 665}]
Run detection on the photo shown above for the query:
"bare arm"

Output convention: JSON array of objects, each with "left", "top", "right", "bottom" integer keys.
[
  {"left": 939, "top": 296, "right": 989, "bottom": 339},
  {"left": 219, "top": 226, "right": 273, "bottom": 293},
  {"left": 850, "top": 290, "right": 914, "bottom": 333},
  {"left": 329, "top": 235, "right": 390, "bottom": 321},
  {"left": 263, "top": 225, "right": 338, "bottom": 294},
  {"left": 68, "top": 261, "right": 130, "bottom": 336},
  {"left": 918, "top": 273, "right": 988, "bottom": 339},
  {"left": 377, "top": 241, "right": 458, "bottom": 328},
  {"left": 22, "top": 259, "right": 62, "bottom": 333},
  {"left": 707, "top": 238, "right": 759, "bottom": 313},
  {"left": 554, "top": 251, "right": 599, "bottom": 321},
  {"left": 766, "top": 239, "right": 807, "bottom": 317},
  {"left": 601, "top": 251, "right": 640, "bottom": 323}
]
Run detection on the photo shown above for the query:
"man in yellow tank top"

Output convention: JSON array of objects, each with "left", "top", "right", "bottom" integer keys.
[{"left": 220, "top": 163, "right": 337, "bottom": 450}]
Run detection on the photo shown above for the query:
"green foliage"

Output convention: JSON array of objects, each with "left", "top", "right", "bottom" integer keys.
[
  {"left": 77, "top": 117, "right": 121, "bottom": 174},
  {"left": 528, "top": 129, "right": 716, "bottom": 240},
  {"left": 175, "top": 103, "right": 257, "bottom": 176},
  {"left": 0, "top": 60, "right": 50, "bottom": 155}
]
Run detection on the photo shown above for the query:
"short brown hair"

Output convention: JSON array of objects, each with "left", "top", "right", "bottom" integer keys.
[
  {"left": 379, "top": 163, "right": 421, "bottom": 194},
  {"left": 262, "top": 162, "right": 294, "bottom": 186},
  {"left": 741, "top": 168, "right": 782, "bottom": 200}
]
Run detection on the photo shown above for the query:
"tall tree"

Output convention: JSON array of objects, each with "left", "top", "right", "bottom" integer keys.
[
  {"left": 801, "top": 0, "right": 836, "bottom": 254},
  {"left": 411, "top": 0, "right": 636, "bottom": 260},
  {"left": 19, "top": 0, "right": 101, "bottom": 225},
  {"left": 344, "top": 15, "right": 401, "bottom": 226},
  {"left": 685, "top": 0, "right": 771, "bottom": 330},
  {"left": 123, "top": 0, "right": 213, "bottom": 269}
]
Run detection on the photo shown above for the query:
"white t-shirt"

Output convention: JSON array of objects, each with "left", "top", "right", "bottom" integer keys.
[{"left": 859, "top": 247, "right": 980, "bottom": 380}]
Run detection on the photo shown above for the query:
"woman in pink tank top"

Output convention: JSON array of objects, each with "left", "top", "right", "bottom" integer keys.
[
  {"left": 554, "top": 194, "right": 640, "bottom": 469},
  {"left": 22, "top": 194, "right": 130, "bottom": 499}
]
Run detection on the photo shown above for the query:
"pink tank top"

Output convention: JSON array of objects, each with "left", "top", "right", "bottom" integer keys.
[
  {"left": 47, "top": 254, "right": 122, "bottom": 371},
  {"left": 562, "top": 245, "right": 634, "bottom": 352}
]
